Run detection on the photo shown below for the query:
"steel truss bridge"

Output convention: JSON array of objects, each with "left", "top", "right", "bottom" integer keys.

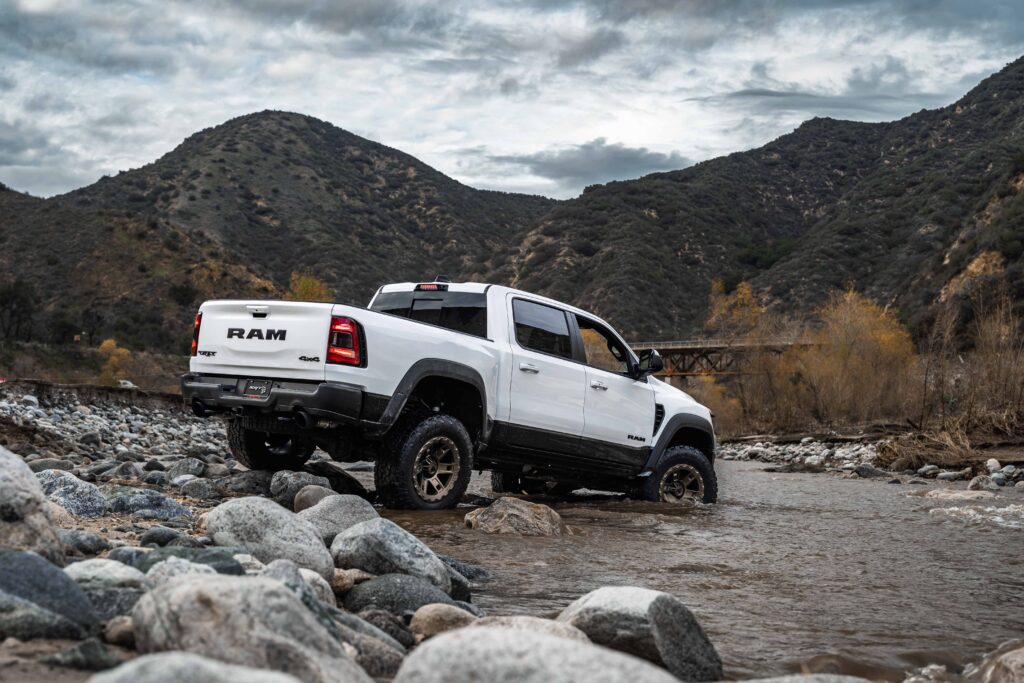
[{"left": 629, "top": 338, "right": 802, "bottom": 378}]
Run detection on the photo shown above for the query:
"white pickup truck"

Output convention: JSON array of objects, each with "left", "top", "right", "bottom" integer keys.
[{"left": 182, "top": 279, "right": 718, "bottom": 509}]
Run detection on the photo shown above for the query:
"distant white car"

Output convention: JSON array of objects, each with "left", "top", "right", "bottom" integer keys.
[
  {"left": 117, "top": 379, "right": 139, "bottom": 389},
  {"left": 182, "top": 279, "right": 718, "bottom": 510}
]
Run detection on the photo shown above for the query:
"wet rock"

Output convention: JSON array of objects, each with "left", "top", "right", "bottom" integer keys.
[
  {"left": 217, "top": 469, "right": 273, "bottom": 495},
  {"left": 294, "top": 485, "right": 339, "bottom": 512},
  {"left": 304, "top": 460, "right": 370, "bottom": 498},
  {"left": 464, "top": 497, "right": 565, "bottom": 536},
  {"left": 992, "top": 473, "right": 1009, "bottom": 486},
  {"left": 331, "top": 518, "right": 451, "bottom": 593},
  {"left": 132, "top": 575, "right": 372, "bottom": 683},
  {"left": 0, "top": 447, "right": 66, "bottom": 564},
  {"left": 90, "top": 652, "right": 303, "bottom": 683},
  {"left": 472, "top": 615, "right": 590, "bottom": 642},
  {"left": 438, "top": 554, "right": 492, "bottom": 582},
  {"left": 146, "top": 556, "right": 218, "bottom": 586},
  {"left": 393, "top": 626, "right": 678, "bottom": 683},
  {"left": 854, "top": 464, "right": 887, "bottom": 478},
  {"left": 103, "top": 615, "right": 136, "bottom": 649},
  {"left": 410, "top": 603, "right": 478, "bottom": 639},
  {"left": 59, "top": 529, "right": 110, "bottom": 555},
  {"left": 270, "top": 470, "right": 331, "bottom": 509},
  {"left": 140, "top": 525, "right": 182, "bottom": 546},
  {"left": 455, "top": 600, "right": 484, "bottom": 617},
  {"left": 447, "top": 566, "right": 471, "bottom": 602},
  {"left": 359, "top": 609, "right": 416, "bottom": 649},
  {"left": 181, "top": 477, "right": 224, "bottom": 501},
  {"left": 557, "top": 586, "right": 722, "bottom": 681},
  {"left": 936, "top": 468, "right": 972, "bottom": 482},
  {"left": 987, "top": 646, "right": 1024, "bottom": 683},
  {"left": 132, "top": 546, "right": 246, "bottom": 575},
  {"left": 27, "top": 458, "right": 74, "bottom": 472},
  {"left": 0, "top": 549, "right": 99, "bottom": 640},
  {"left": 36, "top": 469, "right": 109, "bottom": 518},
  {"left": 299, "top": 494, "right": 379, "bottom": 544},
  {"left": 40, "top": 637, "right": 121, "bottom": 671},
  {"left": 167, "top": 457, "right": 206, "bottom": 480},
  {"left": 344, "top": 573, "right": 458, "bottom": 615},
  {"left": 206, "top": 496, "right": 334, "bottom": 579},
  {"left": 101, "top": 484, "right": 191, "bottom": 520},
  {"left": 968, "top": 475, "right": 999, "bottom": 491}
]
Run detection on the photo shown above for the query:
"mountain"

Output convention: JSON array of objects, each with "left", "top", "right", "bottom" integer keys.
[{"left": 2, "top": 58, "right": 1023, "bottom": 351}]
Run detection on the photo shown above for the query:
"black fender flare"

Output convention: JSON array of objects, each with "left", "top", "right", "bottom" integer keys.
[
  {"left": 642, "top": 412, "right": 716, "bottom": 472},
  {"left": 373, "top": 358, "right": 491, "bottom": 441}
]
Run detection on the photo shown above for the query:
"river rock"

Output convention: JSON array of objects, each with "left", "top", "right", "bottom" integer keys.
[
  {"left": 270, "top": 470, "right": 332, "bottom": 509},
  {"left": 853, "top": 464, "right": 887, "bottom": 478},
  {"left": 917, "top": 464, "right": 940, "bottom": 477},
  {"left": 331, "top": 518, "right": 451, "bottom": 593},
  {"left": 557, "top": 586, "right": 722, "bottom": 681},
  {"left": 344, "top": 573, "right": 458, "bottom": 614},
  {"left": 439, "top": 555, "right": 492, "bottom": 581},
  {"left": 987, "top": 646, "right": 1024, "bottom": 683},
  {"left": 133, "top": 546, "right": 246, "bottom": 575},
  {"left": 181, "top": 477, "right": 224, "bottom": 500},
  {"left": 146, "top": 556, "right": 217, "bottom": 586},
  {"left": 921, "top": 489, "right": 994, "bottom": 500},
  {"left": 0, "top": 447, "right": 66, "bottom": 564},
  {"left": 140, "top": 525, "right": 182, "bottom": 546},
  {"left": 28, "top": 458, "right": 74, "bottom": 472},
  {"left": 986, "top": 458, "right": 1002, "bottom": 474},
  {"left": 393, "top": 626, "right": 679, "bottom": 683},
  {"left": 40, "top": 637, "right": 122, "bottom": 671},
  {"left": 739, "top": 677, "right": 872, "bottom": 683},
  {"left": 103, "top": 615, "right": 135, "bottom": 648},
  {"left": 205, "top": 496, "right": 334, "bottom": 579},
  {"left": 304, "top": 460, "right": 370, "bottom": 497},
  {"left": 359, "top": 609, "right": 416, "bottom": 649},
  {"left": 936, "top": 468, "right": 972, "bottom": 481},
  {"left": 59, "top": 528, "right": 110, "bottom": 555},
  {"left": 472, "top": 615, "right": 590, "bottom": 642},
  {"left": 295, "top": 485, "right": 339, "bottom": 512},
  {"left": 299, "top": 494, "right": 379, "bottom": 543},
  {"left": 968, "top": 475, "right": 999, "bottom": 491},
  {"left": 168, "top": 457, "right": 206, "bottom": 480},
  {"left": 101, "top": 484, "right": 191, "bottom": 520},
  {"left": 90, "top": 652, "right": 304, "bottom": 683},
  {"left": 464, "top": 497, "right": 565, "bottom": 536},
  {"left": 217, "top": 469, "right": 273, "bottom": 495},
  {"left": 65, "top": 558, "right": 147, "bottom": 589},
  {"left": 410, "top": 603, "right": 479, "bottom": 639},
  {"left": 300, "top": 567, "right": 337, "bottom": 607},
  {"left": 0, "top": 549, "right": 99, "bottom": 640},
  {"left": 132, "top": 575, "right": 372, "bottom": 683}
]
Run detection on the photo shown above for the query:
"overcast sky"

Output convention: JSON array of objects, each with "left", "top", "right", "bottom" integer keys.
[{"left": 1, "top": 0, "right": 1022, "bottom": 199}]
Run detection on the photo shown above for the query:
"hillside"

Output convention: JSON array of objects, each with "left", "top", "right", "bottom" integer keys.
[{"left": 2, "top": 58, "right": 1023, "bottom": 352}]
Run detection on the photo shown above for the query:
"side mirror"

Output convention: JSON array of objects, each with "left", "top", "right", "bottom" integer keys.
[{"left": 636, "top": 349, "right": 663, "bottom": 378}]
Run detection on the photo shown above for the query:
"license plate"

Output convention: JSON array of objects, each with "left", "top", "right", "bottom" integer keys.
[{"left": 243, "top": 379, "right": 271, "bottom": 399}]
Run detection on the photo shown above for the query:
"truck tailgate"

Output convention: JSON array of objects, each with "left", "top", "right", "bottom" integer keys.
[{"left": 194, "top": 300, "right": 332, "bottom": 381}]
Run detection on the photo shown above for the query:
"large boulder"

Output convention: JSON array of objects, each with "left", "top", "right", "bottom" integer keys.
[
  {"left": 299, "top": 494, "right": 379, "bottom": 544},
  {"left": 331, "top": 518, "right": 451, "bottom": 593},
  {"left": 36, "top": 469, "right": 108, "bottom": 517},
  {"left": 132, "top": 575, "right": 372, "bottom": 683},
  {"left": 344, "top": 574, "right": 458, "bottom": 615},
  {"left": 464, "top": 497, "right": 565, "bottom": 536},
  {"left": 557, "top": 586, "right": 721, "bottom": 681},
  {"left": 270, "top": 470, "right": 332, "bottom": 509},
  {"left": 0, "top": 446, "right": 65, "bottom": 564},
  {"left": 205, "top": 496, "right": 334, "bottom": 579},
  {"left": 393, "top": 626, "right": 678, "bottom": 683},
  {"left": 90, "top": 652, "right": 303, "bottom": 683},
  {"left": 0, "top": 549, "right": 100, "bottom": 640}
]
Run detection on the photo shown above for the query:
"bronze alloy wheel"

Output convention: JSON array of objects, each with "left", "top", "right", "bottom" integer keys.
[
  {"left": 413, "top": 435, "right": 462, "bottom": 502},
  {"left": 659, "top": 463, "right": 705, "bottom": 504}
]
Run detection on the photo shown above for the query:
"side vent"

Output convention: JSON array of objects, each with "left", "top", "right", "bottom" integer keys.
[{"left": 653, "top": 404, "right": 665, "bottom": 435}]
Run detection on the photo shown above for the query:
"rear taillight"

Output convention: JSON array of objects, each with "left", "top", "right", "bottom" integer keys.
[
  {"left": 190, "top": 312, "right": 202, "bottom": 356},
  {"left": 327, "top": 316, "right": 361, "bottom": 366}
]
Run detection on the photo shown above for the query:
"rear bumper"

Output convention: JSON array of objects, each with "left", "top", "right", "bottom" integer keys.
[{"left": 181, "top": 373, "right": 364, "bottom": 424}]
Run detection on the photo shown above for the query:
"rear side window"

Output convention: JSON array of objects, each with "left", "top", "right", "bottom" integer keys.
[
  {"left": 370, "top": 291, "right": 487, "bottom": 338},
  {"left": 512, "top": 299, "right": 573, "bottom": 360}
]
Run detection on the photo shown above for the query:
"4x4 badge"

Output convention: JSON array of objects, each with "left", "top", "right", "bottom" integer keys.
[{"left": 299, "top": 355, "right": 320, "bottom": 362}]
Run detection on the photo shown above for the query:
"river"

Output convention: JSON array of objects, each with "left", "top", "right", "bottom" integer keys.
[{"left": 384, "top": 461, "right": 1024, "bottom": 681}]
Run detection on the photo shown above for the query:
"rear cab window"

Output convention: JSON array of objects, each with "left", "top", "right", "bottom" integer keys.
[
  {"left": 370, "top": 290, "right": 488, "bottom": 338},
  {"left": 512, "top": 299, "right": 573, "bottom": 360}
]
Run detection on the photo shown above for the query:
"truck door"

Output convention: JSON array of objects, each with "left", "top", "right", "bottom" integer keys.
[
  {"left": 506, "top": 296, "right": 585, "bottom": 453},
  {"left": 574, "top": 314, "right": 655, "bottom": 468}
]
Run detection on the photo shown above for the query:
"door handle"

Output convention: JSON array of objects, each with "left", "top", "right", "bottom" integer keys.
[
  {"left": 519, "top": 363, "right": 540, "bottom": 374},
  {"left": 590, "top": 380, "right": 608, "bottom": 390}
]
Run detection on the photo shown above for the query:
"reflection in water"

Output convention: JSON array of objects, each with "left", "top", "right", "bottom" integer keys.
[{"left": 381, "top": 461, "right": 1024, "bottom": 681}]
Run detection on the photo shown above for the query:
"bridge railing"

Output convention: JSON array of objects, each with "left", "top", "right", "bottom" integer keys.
[{"left": 629, "top": 337, "right": 801, "bottom": 351}]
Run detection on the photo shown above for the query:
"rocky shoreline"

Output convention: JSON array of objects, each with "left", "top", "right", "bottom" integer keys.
[{"left": 1, "top": 384, "right": 1022, "bottom": 682}]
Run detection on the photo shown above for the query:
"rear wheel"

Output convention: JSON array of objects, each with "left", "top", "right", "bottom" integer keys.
[
  {"left": 375, "top": 414, "right": 473, "bottom": 510},
  {"left": 641, "top": 446, "right": 718, "bottom": 504},
  {"left": 226, "top": 419, "right": 313, "bottom": 471}
]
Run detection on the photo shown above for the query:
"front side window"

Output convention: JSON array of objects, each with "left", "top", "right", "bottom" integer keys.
[
  {"left": 370, "top": 291, "right": 487, "bottom": 338},
  {"left": 513, "top": 299, "right": 573, "bottom": 359},
  {"left": 576, "top": 315, "right": 630, "bottom": 375}
]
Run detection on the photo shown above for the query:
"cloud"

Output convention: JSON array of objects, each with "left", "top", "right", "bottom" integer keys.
[
  {"left": 24, "top": 93, "right": 74, "bottom": 113},
  {"left": 556, "top": 28, "right": 625, "bottom": 68},
  {"left": 484, "top": 138, "right": 692, "bottom": 192}
]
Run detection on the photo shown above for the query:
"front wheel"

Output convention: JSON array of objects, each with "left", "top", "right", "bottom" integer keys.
[
  {"left": 375, "top": 414, "right": 473, "bottom": 510},
  {"left": 641, "top": 446, "right": 718, "bottom": 504}
]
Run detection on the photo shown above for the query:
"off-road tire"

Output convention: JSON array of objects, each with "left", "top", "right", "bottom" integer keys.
[
  {"left": 226, "top": 419, "right": 313, "bottom": 471},
  {"left": 375, "top": 413, "right": 473, "bottom": 510},
  {"left": 641, "top": 445, "right": 718, "bottom": 504}
]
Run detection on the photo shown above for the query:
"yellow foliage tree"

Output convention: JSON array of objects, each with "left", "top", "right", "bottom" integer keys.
[
  {"left": 97, "top": 338, "right": 132, "bottom": 386},
  {"left": 284, "top": 272, "right": 333, "bottom": 302},
  {"left": 705, "top": 280, "right": 762, "bottom": 341}
]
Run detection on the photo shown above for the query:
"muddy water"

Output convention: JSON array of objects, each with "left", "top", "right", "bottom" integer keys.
[{"left": 382, "top": 461, "right": 1024, "bottom": 681}]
